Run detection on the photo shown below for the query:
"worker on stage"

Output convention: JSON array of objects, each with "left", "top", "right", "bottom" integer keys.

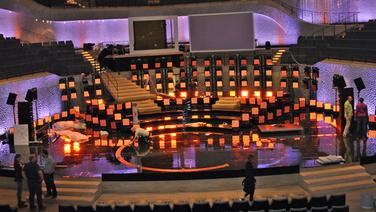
[
  {"left": 343, "top": 96, "right": 353, "bottom": 137},
  {"left": 131, "top": 125, "right": 150, "bottom": 144}
]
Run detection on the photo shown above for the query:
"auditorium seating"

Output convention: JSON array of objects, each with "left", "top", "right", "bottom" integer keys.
[
  {"left": 282, "top": 20, "right": 376, "bottom": 64},
  {"left": 56, "top": 194, "right": 349, "bottom": 212},
  {"left": 0, "top": 204, "right": 17, "bottom": 212},
  {"left": 0, "top": 35, "right": 92, "bottom": 79}
]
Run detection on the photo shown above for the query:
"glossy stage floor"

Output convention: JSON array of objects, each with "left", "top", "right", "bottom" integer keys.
[{"left": 41, "top": 111, "right": 376, "bottom": 178}]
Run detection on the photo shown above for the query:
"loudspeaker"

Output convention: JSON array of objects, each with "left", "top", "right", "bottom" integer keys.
[
  {"left": 333, "top": 74, "right": 346, "bottom": 89},
  {"left": 17, "top": 101, "right": 33, "bottom": 141},
  {"left": 6, "top": 93, "right": 17, "bottom": 105},
  {"left": 354, "top": 77, "right": 365, "bottom": 91},
  {"left": 25, "top": 88, "right": 37, "bottom": 102},
  {"left": 265, "top": 41, "right": 271, "bottom": 50}
]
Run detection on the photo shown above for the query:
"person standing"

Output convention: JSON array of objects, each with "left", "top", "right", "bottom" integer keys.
[
  {"left": 355, "top": 98, "right": 369, "bottom": 139},
  {"left": 242, "top": 155, "right": 256, "bottom": 201},
  {"left": 42, "top": 150, "right": 57, "bottom": 198},
  {"left": 14, "top": 154, "right": 27, "bottom": 208},
  {"left": 343, "top": 96, "right": 353, "bottom": 137},
  {"left": 132, "top": 102, "right": 139, "bottom": 125},
  {"left": 23, "top": 154, "right": 46, "bottom": 211}
]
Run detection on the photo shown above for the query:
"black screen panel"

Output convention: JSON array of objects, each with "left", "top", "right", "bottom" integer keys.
[{"left": 134, "top": 20, "right": 167, "bottom": 50}]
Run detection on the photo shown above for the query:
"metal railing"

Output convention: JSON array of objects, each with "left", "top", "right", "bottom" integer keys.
[
  {"left": 102, "top": 71, "right": 119, "bottom": 101},
  {"left": 34, "top": 0, "right": 359, "bottom": 25}
]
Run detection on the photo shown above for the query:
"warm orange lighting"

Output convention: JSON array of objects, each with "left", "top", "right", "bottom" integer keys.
[
  {"left": 95, "top": 89, "right": 102, "bottom": 96},
  {"left": 180, "top": 91, "right": 187, "bottom": 98},
  {"left": 266, "top": 91, "right": 273, "bottom": 97},
  {"left": 73, "top": 142, "right": 80, "bottom": 152},
  {"left": 325, "top": 116, "right": 332, "bottom": 123},
  {"left": 292, "top": 82, "right": 299, "bottom": 89},
  {"left": 207, "top": 138, "right": 213, "bottom": 146},
  {"left": 64, "top": 144, "right": 71, "bottom": 154},
  {"left": 251, "top": 107, "right": 259, "bottom": 115},
  {"left": 171, "top": 140, "right": 177, "bottom": 149},
  {"left": 192, "top": 115, "right": 198, "bottom": 119},
  {"left": 114, "top": 113, "right": 122, "bottom": 121},
  {"left": 254, "top": 91, "right": 261, "bottom": 98},
  {"left": 158, "top": 125, "right": 165, "bottom": 130},
  {"left": 146, "top": 127, "right": 153, "bottom": 131},
  {"left": 230, "top": 91, "right": 236, "bottom": 97},
  {"left": 98, "top": 99, "right": 104, "bottom": 105},
  {"left": 232, "top": 120, "right": 239, "bottom": 128},
  {"left": 241, "top": 90, "right": 249, "bottom": 98},
  {"left": 122, "top": 119, "right": 130, "bottom": 126},
  {"left": 324, "top": 103, "right": 332, "bottom": 110},
  {"left": 159, "top": 140, "right": 165, "bottom": 149}
]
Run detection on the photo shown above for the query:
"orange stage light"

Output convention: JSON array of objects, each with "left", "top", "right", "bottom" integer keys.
[
  {"left": 230, "top": 91, "right": 236, "bottom": 97},
  {"left": 171, "top": 140, "right": 177, "bottom": 149},
  {"left": 266, "top": 91, "right": 273, "bottom": 97},
  {"left": 158, "top": 125, "right": 165, "bottom": 130},
  {"left": 73, "top": 142, "right": 80, "bottom": 152},
  {"left": 180, "top": 91, "right": 187, "bottom": 98},
  {"left": 146, "top": 127, "right": 153, "bottom": 131},
  {"left": 254, "top": 91, "right": 261, "bottom": 98},
  {"left": 64, "top": 144, "right": 71, "bottom": 154},
  {"left": 241, "top": 90, "right": 249, "bottom": 98}
]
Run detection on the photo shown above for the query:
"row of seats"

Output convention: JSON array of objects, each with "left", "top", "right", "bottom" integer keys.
[
  {"left": 0, "top": 34, "right": 92, "bottom": 79},
  {"left": 59, "top": 194, "right": 348, "bottom": 212}
]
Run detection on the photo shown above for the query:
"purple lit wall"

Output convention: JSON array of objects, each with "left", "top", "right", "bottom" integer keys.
[
  {"left": 0, "top": 9, "right": 19, "bottom": 38},
  {"left": 0, "top": 74, "right": 61, "bottom": 135},
  {"left": 316, "top": 60, "right": 376, "bottom": 114}
]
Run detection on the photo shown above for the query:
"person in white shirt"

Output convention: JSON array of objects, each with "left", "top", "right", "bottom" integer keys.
[{"left": 131, "top": 125, "right": 150, "bottom": 144}]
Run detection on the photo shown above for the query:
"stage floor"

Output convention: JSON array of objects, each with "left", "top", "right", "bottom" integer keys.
[{"left": 43, "top": 121, "right": 376, "bottom": 178}]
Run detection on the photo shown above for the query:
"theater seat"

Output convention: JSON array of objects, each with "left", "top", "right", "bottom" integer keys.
[
  {"left": 0, "top": 204, "right": 17, "bottom": 212},
  {"left": 59, "top": 205, "right": 76, "bottom": 212},
  {"left": 311, "top": 206, "right": 329, "bottom": 212},
  {"left": 328, "top": 193, "right": 346, "bottom": 208},
  {"left": 114, "top": 204, "right": 132, "bottom": 212},
  {"left": 269, "top": 209, "right": 287, "bottom": 212},
  {"left": 290, "top": 196, "right": 308, "bottom": 209},
  {"left": 77, "top": 205, "right": 95, "bottom": 212},
  {"left": 331, "top": 205, "right": 349, "bottom": 212},
  {"left": 231, "top": 199, "right": 250, "bottom": 212},
  {"left": 172, "top": 201, "right": 191, "bottom": 212},
  {"left": 192, "top": 201, "right": 210, "bottom": 212},
  {"left": 269, "top": 197, "right": 289, "bottom": 210},
  {"left": 153, "top": 202, "right": 172, "bottom": 212},
  {"left": 309, "top": 195, "right": 328, "bottom": 208},
  {"left": 212, "top": 200, "right": 230, "bottom": 212},
  {"left": 96, "top": 204, "right": 113, "bottom": 212},
  {"left": 290, "top": 207, "right": 308, "bottom": 212},
  {"left": 134, "top": 203, "right": 152, "bottom": 212},
  {"left": 250, "top": 198, "right": 269, "bottom": 211}
]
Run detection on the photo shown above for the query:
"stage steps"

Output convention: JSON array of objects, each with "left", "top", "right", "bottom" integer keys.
[
  {"left": 101, "top": 72, "right": 161, "bottom": 114},
  {"left": 42, "top": 178, "right": 102, "bottom": 204},
  {"left": 212, "top": 97, "right": 240, "bottom": 111},
  {"left": 300, "top": 164, "right": 376, "bottom": 195}
]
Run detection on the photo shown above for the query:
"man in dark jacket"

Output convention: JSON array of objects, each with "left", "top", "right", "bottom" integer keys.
[
  {"left": 14, "top": 154, "right": 27, "bottom": 208},
  {"left": 23, "top": 154, "right": 46, "bottom": 211},
  {"left": 243, "top": 154, "right": 256, "bottom": 201}
]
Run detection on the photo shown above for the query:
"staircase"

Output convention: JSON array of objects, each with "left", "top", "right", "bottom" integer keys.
[
  {"left": 300, "top": 164, "right": 376, "bottom": 195},
  {"left": 212, "top": 97, "right": 240, "bottom": 111},
  {"left": 42, "top": 178, "right": 101, "bottom": 204},
  {"left": 81, "top": 51, "right": 101, "bottom": 72},
  {"left": 101, "top": 71, "right": 161, "bottom": 114}
]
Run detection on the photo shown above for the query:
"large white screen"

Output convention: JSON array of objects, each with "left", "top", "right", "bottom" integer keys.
[{"left": 189, "top": 12, "right": 255, "bottom": 52}]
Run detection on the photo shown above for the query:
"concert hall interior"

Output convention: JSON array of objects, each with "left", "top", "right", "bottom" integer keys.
[{"left": 1, "top": 0, "right": 376, "bottom": 211}]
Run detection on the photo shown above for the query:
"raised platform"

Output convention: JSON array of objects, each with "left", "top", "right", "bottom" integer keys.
[{"left": 258, "top": 123, "right": 304, "bottom": 134}]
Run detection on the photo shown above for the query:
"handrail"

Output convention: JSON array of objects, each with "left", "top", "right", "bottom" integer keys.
[
  {"left": 311, "top": 12, "right": 362, "bottom": 39},
  {"left": 102, "top": 71, "right": 119, "bottom": 101}
]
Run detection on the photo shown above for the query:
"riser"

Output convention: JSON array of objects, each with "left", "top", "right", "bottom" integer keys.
[
  {"left": 308, "top": 181, "right": 376, "bottom": 195},
  {"left": 301, "top": 167, "right": 365, "bottom": 179},
  {"left": 42, "top": 181, "right": 100, "bottom": 189},
  {"left": 47, "top": 195, "right": 94, "bottom": 204},
  {"left": 42, "top": 187, "right": 97, "bottom": 196},
  {"left": 303, "top": 173, "right": 371, "bottom": 187},
  {"left": 118, "top": 96, "right": 156, "bottom": 102}
]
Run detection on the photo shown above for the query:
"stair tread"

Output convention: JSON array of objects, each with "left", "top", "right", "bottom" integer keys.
[
  {"left": 301, "top": 165, "right": 364, "bottom": 177},
  {"left": 53, "top": 195, "right": 93, "bottom": 202},
  {"left": 42, "top": 187, "right": 97, "bottom": 194},
  {"left": 304, "top": 172, "right": 370, "bottom": 184},
  {"left": 310, "top": 179, "right": 376, "bottom": 192},
  {"left": 53, "top": 180, "right": 101, "bottom": 186}
]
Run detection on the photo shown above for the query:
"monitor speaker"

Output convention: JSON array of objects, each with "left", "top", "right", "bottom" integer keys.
[
  {"left": 354, "top": 77, "right": 365, "bottom": 91},
  {"left": 333, "top": 74, "right": 346, "bottom": 89},
  {"left": 6, "top": 93, "right": 17, "bottom": 105},
  {"left": 25, "top": 88, "right": 37, "bottom": 102}
]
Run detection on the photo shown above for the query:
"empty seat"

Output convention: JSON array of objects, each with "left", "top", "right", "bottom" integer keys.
[
  {"left": 0, "top": 204, "right": 17, "bottom": 212},
  {"left": 114, "top": 204, "right": 132, "bottom": 212},
  {"left": 192, "top": 201, "right": 210, "bottom": 212},
  {"left": 59, "top": 205, "right": 76, "bottom": 212},
  {"left": 290, "top": 196, "right": 308, "bottom": 209},
  {"left": 77, "top": 205, "right": 95, "bottom": 212},
  {"left": 172, "top": 201, "right": 191, "bottom": 212},
  {"left": 309, "top": 195, "right": 328, "bottom": 208},
  {"left": 269, "top": 197, "right": 289, "bottom": 210},
  {"left": 96, "top": 204, "right": 113, "bottom": 212},
  {"left": 231, "top": 199, "right": 250, "bottom": 212},
  {"left": 153, "top": 202, "right": 172, "bottom": 212},
  {"left": 250, "top": 198, "right": 269, "bottom": 211},
  {"left": 134, "top": 203, "right": 152, "bottom": 212},
  {"left": 331, "top": 205, "right": 349, "bottom": 212},
  {"left": 311, "top": 206, "right": 329, "bottom": 212},
  {"left": 269, "top": 209, "right": 287, "bottom": 212},
  {"left": 290, "top": 208, "right": 308, "bottom": 212},
  {"left": 328, "top": 193, "right": 346, "bottom": 208},
  {"left": 212, "top": 200, "right": 230, "bottom": 212}
]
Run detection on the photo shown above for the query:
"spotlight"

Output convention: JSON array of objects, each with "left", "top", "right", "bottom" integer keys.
[
  {"left": 241, "top": 90, "right": 249, "bottom": 98},
  {"left": 254, "top": 91, "right": 261, "bottom": 98},
  {"left": 266, "top": 91, "right": 273, "bottom": 97}
]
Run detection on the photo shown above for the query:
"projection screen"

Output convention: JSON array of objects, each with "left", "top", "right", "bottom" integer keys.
[{"left": 189, "top": 12, "right": 255, "bottom": 52}]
